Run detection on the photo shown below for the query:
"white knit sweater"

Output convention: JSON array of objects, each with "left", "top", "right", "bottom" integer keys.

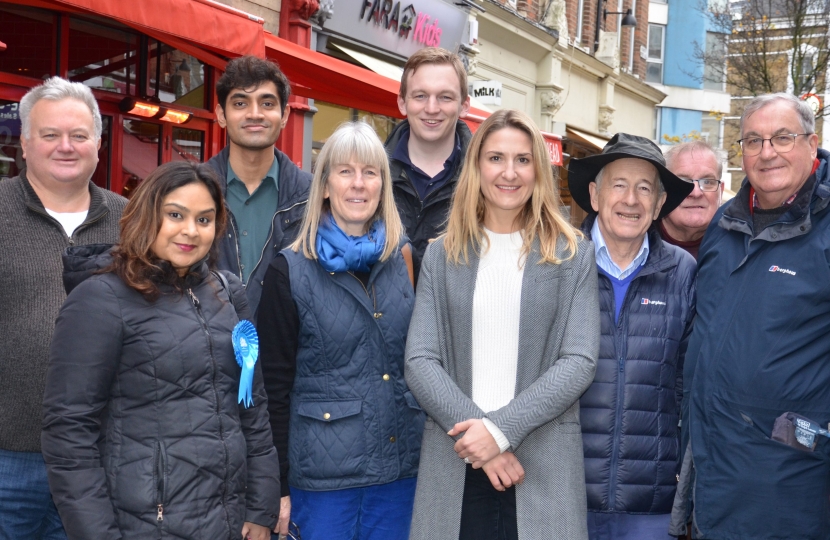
[{"left": 472, "top": 229, "right": 526, "bottom": 451}]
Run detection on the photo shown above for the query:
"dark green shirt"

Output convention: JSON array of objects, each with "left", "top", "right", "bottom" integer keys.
[{"left": 225, "top": 157, "right": 279, "bottom": 284}]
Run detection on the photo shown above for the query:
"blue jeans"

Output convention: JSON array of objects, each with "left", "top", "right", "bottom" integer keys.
[
  {"left": 288, "top": 478, "right": 416, "bottom": 540},
  {"left": 0, "top": 449, "right": 66, "bottom": 540}
]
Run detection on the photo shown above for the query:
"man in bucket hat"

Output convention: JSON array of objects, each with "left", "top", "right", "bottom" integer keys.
[{"left": 568, "top": 133, "right": 696, "bottom": 540}]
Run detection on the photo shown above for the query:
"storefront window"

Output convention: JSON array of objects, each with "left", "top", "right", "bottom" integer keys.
[
  {"left": 148, "top": 43, "right": 206, "bottom": 109},
  {"left": 121, "top": 119, "right": 161, "bottom": 198},
  {"left": 0, "top": 5, "right": 55, "bottom": 80},
  {"left": 312, "top": 101, "right": 397, "bottom": 170},
  {"left": 68, "top": 18, "right": 138, "bottom": 96},
  {"left": 0, "top": 100, "right": 22, "bottom": 180},
  {"left": 172, "top": 127, "right": 204, "bottom": 163}
]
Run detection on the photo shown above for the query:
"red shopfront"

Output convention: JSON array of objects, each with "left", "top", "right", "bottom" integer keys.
[{"left": 0, "top": 0, "right": 562, "bottom": 195}]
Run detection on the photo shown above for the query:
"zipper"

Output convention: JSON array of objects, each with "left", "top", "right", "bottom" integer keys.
[
  {"left": 227, "top": 212, "right": 244, "bottom": 281},
  {"left": 248, "top": 200, "right": 307, "bottom": 284},
  {"left": 186, "top": 288, "right": 231, "bottom": 526},
  {"left": 346, "top": 272, "right": 377, "bottom": 313},
  {"left": 26, "top": 203, "right": 106, "bottom": 245},
  {"left": 154, "top": 440, "right": 167, "bottom": 523},
  {"left": 605, "top": 275, "right": 637, "bottom": 511}
]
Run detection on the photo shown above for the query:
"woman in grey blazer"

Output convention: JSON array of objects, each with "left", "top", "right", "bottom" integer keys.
[{"left": 405, "top": 109, "right": 599, "bottom": 540}]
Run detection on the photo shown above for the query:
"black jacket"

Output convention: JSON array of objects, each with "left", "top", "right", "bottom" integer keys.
[
  {"left": 580, "top": 217, "right": 696, "bottom": 514},
  {"left": 385, "top": 119, "right": 472, "bottom": 279},
  {"left": 207, "top": 146, "right": 312, "bottom": 315},
  {"left": 42, "top": 245, "right": 279, "bottom": 540}
]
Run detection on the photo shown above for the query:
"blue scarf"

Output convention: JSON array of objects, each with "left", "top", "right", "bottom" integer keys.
[{"left": 316, "top": 214, "right": 386, "bottom": 273}]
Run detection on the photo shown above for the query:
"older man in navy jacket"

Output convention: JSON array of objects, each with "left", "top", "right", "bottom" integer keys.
[
  {"left": 568, "top": 134, "right": 696, "bottom": 540},
  {"left": 675, "top": 93, "right": 830, "bottom": 539}
]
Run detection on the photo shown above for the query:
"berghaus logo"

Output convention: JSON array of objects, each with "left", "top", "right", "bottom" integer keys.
[
  {"left": 769, "top": 266, "right": 797, "bottom": 276},
  {"left": 641, "top": 298, "right": 666, "bottom": 305}
]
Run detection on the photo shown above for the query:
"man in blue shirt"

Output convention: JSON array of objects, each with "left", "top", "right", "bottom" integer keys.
[
  {"left": 385, "top": 47, "right": 472, "bottom": 280},
  {"left": 208, "top": 55, "right": 311, "bottom": 317},
  {"left": 568, "top": 134, "right": 696, "bottom": 540}
]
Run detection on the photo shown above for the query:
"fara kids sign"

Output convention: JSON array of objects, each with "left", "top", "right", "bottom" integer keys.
[{"left": 322, "top": 0, "right": 468, "bottom": 59}]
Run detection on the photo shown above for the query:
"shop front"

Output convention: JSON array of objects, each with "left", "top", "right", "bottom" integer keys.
[{"left": 1, "top": 0, "right": 562, "bottom": 196}]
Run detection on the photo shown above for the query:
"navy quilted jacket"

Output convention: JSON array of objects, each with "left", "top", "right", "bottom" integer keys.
[
  {"left": 282, "top": 247, "right": 424, "bottom": 490},
  {"left": 42, "top": 245, "right": 279, "bottom": 539},
  {"left": 580, "top": 217, "right": 696, "bottom": 514}
]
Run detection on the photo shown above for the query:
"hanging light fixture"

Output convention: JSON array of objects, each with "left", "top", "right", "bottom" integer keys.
[
  {"left": 119, "top": 97, "right": 192, "bottom": 124},
  {"left": 119, "top": 97, "right": 162, "bottom": 119},
  {"left": 159, "top": 109, "right": 193, "bottom": 124}
]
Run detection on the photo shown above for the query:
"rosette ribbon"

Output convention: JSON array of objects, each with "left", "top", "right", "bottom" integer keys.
[{"left": 232, "top": 320, "right": 259, "bottom": 408}]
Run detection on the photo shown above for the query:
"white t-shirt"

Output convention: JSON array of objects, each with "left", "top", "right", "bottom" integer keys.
[{"left": 46, "top": 209, "right": 88, "bottom": 237}]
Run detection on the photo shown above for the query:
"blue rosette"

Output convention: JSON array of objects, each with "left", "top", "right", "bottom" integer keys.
[{"left": 232, "top": 320, "right": 259, "bottom": 408}]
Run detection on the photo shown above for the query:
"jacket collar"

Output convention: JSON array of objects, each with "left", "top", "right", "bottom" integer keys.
[
  {"left": 213, "top": 146, "right": 308, "bottom": 211},
  {"left": 718, "top": 148, "right": 830, "bottom": 241},
  {"left": 385, "top": 118, "right": 473, "bottom": 193},
  {"left": 581, "top": 213, "right": 676, "bottom": 277},
  {"left": 19, "top": 168, "right": 111, "bottom": 225}
]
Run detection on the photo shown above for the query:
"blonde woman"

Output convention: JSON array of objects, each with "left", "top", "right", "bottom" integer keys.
[
  {"left": 405, "top": 109, "right": 599, "bottom": 540},
  {"left": 257, "top": 121, "right": 422, "bottom": 540}
]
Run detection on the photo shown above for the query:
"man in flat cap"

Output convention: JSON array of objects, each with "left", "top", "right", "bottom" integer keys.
[{"left": 568, "top": 133, "right": 696, "bottom": 539}]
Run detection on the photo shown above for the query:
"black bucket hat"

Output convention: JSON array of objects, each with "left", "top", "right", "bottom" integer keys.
[{"left": 567, "top": 133, "right": 694, "bottom": 218}]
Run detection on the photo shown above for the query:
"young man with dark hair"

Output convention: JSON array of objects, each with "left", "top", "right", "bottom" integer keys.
[
  {"left": 385, "top": 47, "right": 471, "bottom": 279},
  {"left": 208, "top": 55, "right": 311, "bottom": 316}
]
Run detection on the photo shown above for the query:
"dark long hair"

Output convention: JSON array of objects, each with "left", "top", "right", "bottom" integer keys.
[{"left": 108, "top": 161, "right": 227, "bottom": 300}]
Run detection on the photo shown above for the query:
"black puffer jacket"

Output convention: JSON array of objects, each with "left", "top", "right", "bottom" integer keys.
[
  {"left": 385, "top": 119, "right": 472, "bottom": 279},
  {"left": 42, "top": 244, "right": 279, "bottom": 540},
  {"left": 580, "top": 217, "right": 696, "bottom": 514}
]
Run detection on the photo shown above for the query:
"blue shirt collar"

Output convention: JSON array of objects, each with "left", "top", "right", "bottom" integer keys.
[{"left": 591, "top": 218, "right": 649, "bottom": 280}]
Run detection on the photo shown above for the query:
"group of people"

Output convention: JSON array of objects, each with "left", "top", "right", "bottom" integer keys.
[{"left": 0, "top": 44, "right": 828, "bottom": 540}]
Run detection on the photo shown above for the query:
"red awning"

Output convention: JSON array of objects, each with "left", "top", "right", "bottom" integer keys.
[
  {"left": 265, "top": 33, "right": 403, "bottom": 118},
  {"left": 14, "top": 0, "right": 264, "bottom": 59}
]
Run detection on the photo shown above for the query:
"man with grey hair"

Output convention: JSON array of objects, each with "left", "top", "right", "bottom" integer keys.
[
  {"left": 675, "top": 93, "right": 830, "bottom": 539},
  {"left": 660, "top": 141, "right": 724, "bottom": 259},
  {"left": 0, "top": 77, "right": 125, "bottom": 538},
  {"left": 568, "top": 133, "right": 696, "bottom": 540}
]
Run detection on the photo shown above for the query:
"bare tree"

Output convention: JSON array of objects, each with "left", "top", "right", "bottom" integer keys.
[{"left": 693, "top": 0, "right": 830, "bottom": 116}]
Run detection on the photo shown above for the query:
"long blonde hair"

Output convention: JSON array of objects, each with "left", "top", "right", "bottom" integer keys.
[
  {"left": 443, "top": 109, "right": 581, "bottom": 265},
  {"left": 291, "top": 121, "right": 403, "bottom": 260}
]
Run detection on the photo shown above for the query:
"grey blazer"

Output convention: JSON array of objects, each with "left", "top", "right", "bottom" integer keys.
[{"left": 405, "top": 236, "right": 599, "bottom": 540}]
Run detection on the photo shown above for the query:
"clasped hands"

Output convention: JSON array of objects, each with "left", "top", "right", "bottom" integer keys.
[{"left": 448, "top": 418, "right": 525, "bottom": 491}]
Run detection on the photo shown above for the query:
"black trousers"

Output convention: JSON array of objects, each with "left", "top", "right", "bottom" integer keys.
[{"left": 458, "top": 465, "right": 518, "bottom": 540}]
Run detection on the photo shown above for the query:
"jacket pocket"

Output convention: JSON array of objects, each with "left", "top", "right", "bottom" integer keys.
[
  {"left": 153, "top": 441, "right": 168, "bottom": 524},
  {"left": 292, "top": 399, "right": 367, "bottom": 480}
]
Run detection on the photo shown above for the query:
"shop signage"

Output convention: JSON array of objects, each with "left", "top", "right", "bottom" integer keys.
[
  {"left": 546, "top": 138, "right": 563, "bottom": 167},
  {"left": 470, "top": 80, "right": 501, "bottom": 106},
  {"left": 323, "top": 0, "right": 468, "bottom": 59}
]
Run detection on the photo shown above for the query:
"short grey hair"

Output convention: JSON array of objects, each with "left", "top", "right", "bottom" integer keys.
[
  {"left": 740, "top": 92, "right": 815, "bottom": 135},
  {"left": 594, "top": 161, "right": 665, "bottom": 199},
  {"left": 664, "top": 140, "right": 723, "bottom": 178},
  {"left": 19, "top": 77, "right": 102, "bottom": 141}
]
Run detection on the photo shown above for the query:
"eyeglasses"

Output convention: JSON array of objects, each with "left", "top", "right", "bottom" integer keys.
[
  {"left": 737, "top": 133, "right": 809, "bottom": 156},
  {"left": 678, "top": 177, "right": 722, "bottom": 192}
]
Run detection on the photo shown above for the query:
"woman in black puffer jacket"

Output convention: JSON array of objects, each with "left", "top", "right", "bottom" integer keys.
[{"left": 41, "top": 162, "right": 279, "bottom": 540}]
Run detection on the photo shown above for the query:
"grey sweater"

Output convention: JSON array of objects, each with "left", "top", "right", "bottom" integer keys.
[{"left": 0, "top": 172, "right": 126, "bottom": 452}]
